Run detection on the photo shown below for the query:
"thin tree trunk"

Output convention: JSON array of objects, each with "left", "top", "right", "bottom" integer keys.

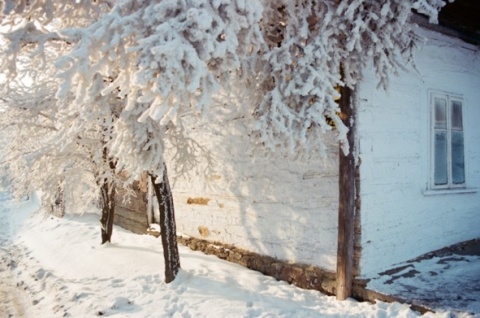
[
  {"left": 336, "top": 68, "right": 356, "bottom": 300},
  {"left": 51, "top": 181, "right": 65, "bottom": 218},
  {"left": 147, "top": 177, "right": 153, "bottom": 225},
  {"left": 100, "top": 180, "right": 115, "bottom": 244},
  {"left": 150, "top": 164, "right": 180, "bottom": 283},
  {"left": 100, "top": 146, "right": 117, "bottom": 245}
]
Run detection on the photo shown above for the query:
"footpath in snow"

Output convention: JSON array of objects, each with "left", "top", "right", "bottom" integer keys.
[{"left": 0, "top": 194, "right": 471, "bottom": 317}]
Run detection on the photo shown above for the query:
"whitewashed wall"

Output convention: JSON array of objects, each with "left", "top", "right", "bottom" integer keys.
[
  {"left": 357, "top": 28, "right": 480, "bottom": 278},
  {"left": 168, "top": 116, "right": 339, "bottom": 271}
]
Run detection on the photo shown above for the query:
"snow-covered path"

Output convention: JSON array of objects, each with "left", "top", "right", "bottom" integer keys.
[
  {"left": 0, "top": 245, "right": 29, "bottom": 317},
  {"left": 0, "top": 195, "right": 30, "bottom": 317},
  {"left": 0, "top": 195, "right": 460, "bottom": 317}
]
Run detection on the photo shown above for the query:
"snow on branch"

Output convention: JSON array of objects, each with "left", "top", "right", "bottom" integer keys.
[
  {"left": 0, "top": 0, "right": 452, "bottom": 187},
  {"left": 56, "top": 0, "right": 263, "bottom": 180},
  {"left": 413, "top": 0, "right": 451, "bottom": 23},
  {"left": 0, "top": 1, "right": 123, "bottom": 210},
  {"left": 253, "top": 0, "right": 450, "bottom": 156}
]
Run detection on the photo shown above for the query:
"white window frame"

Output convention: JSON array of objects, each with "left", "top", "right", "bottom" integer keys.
[{"left": 429, "top": 91, "right": 466, "bottom": 190}]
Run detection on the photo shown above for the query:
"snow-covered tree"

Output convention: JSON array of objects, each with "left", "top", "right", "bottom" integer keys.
[
  {"left": 0, "top": 1, "right": 122, "bottom": 243},
  {"left": 0, "top": 0, "right": 451, "bottom": 284},
  {"left": 254, "top": 0, "right": 450, "bottom": 156},
  {"left": 54, "top": 0, "right": 264, "bottom": 283},
  {"left": 0, "top": 42, "right": 77, "bottom": 207},
  {"left": 253, "top": 0, "right": 450, "bottom": 301}
]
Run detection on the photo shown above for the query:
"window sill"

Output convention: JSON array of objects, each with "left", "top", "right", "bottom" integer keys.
[{"left": 423, "top": 188, "right": 478, "bottom": 196}]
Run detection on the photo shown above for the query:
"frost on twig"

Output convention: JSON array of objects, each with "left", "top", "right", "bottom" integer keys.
[
  {"left": 253, "top": 0, "right": 448, "bottom": 157},
  {"left": 54, "top": 0, "right": 263, "bottom": 180},
  {"left": 0, "top": 0, "right": 450, "bottom": 188}
]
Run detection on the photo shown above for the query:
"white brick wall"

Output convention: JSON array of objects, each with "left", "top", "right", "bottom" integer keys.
[
  {"left": 357, "top": 29, "right": 480, "bottom": 277},
  {"left": 168, "top": 28, "right": 480, "bottom": 277},
  {"left": 168, "top": 117, "right": 340, "bottom": 271}
]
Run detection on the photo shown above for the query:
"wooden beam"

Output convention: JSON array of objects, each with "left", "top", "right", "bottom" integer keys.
[{"left": 336, "top": 78, "right": 356, "bottom": 300}]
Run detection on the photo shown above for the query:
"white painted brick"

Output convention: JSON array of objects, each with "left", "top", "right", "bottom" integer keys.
[
  {"left": 358, "top": 29, "right": 480, "bottom": 277},
  {"left": 168, "top": 117, "right": 339, "bottom": 271}
]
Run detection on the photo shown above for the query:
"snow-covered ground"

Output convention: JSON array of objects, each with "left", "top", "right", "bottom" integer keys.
[
  {"left": 367, "top": 246, "right": 480, "bottom": 316},
  {"left": 0, "top": 194, "right": 467, "bottom": 317}
]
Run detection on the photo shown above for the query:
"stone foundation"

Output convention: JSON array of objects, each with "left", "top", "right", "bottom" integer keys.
[
  {"left": 176, "top": 235, "right": 430, "bottom": 314},
  {"left": 177, "top": 235, "right": 337, "bottom": 295}
]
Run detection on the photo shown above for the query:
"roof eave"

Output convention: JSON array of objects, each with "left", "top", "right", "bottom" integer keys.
[{"left": 411, "top": 13, "right": 480, "bottom": 46}]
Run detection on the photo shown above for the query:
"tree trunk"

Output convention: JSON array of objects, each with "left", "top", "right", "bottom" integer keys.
[
  {"left": 336, "top": 70, "right": 356, "bottom": 300},
  {"left": 147, "top": 178, "right": 154, "bottom": 225},
  {"left": 100, "top": 146, "right": 117, "bottom": 245},
  {"left": 150, "top": 164, "right": 180, "bottom": 284},
  {"left": 100, "top": 180, "right": 115, "bottom": 244},
  {"left": 51, "top": 181, "right": 65, "bottom": 218}
]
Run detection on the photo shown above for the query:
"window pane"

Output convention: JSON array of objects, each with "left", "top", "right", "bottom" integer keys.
[
  {"left": 434, "top": 131, "right": 448, "bottom": 185},
  {"left": 434, "top": 98, "right": 447, "bottom": 129},
  {"left": 451, "top": 131, "right": 465, "bottom": 184},
  {"left": 451, "top": 101, "right": 463, "bottom": 130}
]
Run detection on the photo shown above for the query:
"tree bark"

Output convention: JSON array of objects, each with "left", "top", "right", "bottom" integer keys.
[
  {"left": 100, "top": 179, "right": 115, "bottom": 244},
  {"left": 150, "top": 164, "right": 180, "bottom": 284},
  {"left": 336, "top": 75, "right": 356, "bottom": 300},
  {"left": 100, "top": 146, "right": 116, "bottom": 245},
  {"left": 51, "top": 181, "right": 65, "bottom": 218}
]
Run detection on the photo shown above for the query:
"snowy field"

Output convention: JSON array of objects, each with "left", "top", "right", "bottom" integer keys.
[{"left": 0, "top": 194, "right": 466, "bottom": 317}]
